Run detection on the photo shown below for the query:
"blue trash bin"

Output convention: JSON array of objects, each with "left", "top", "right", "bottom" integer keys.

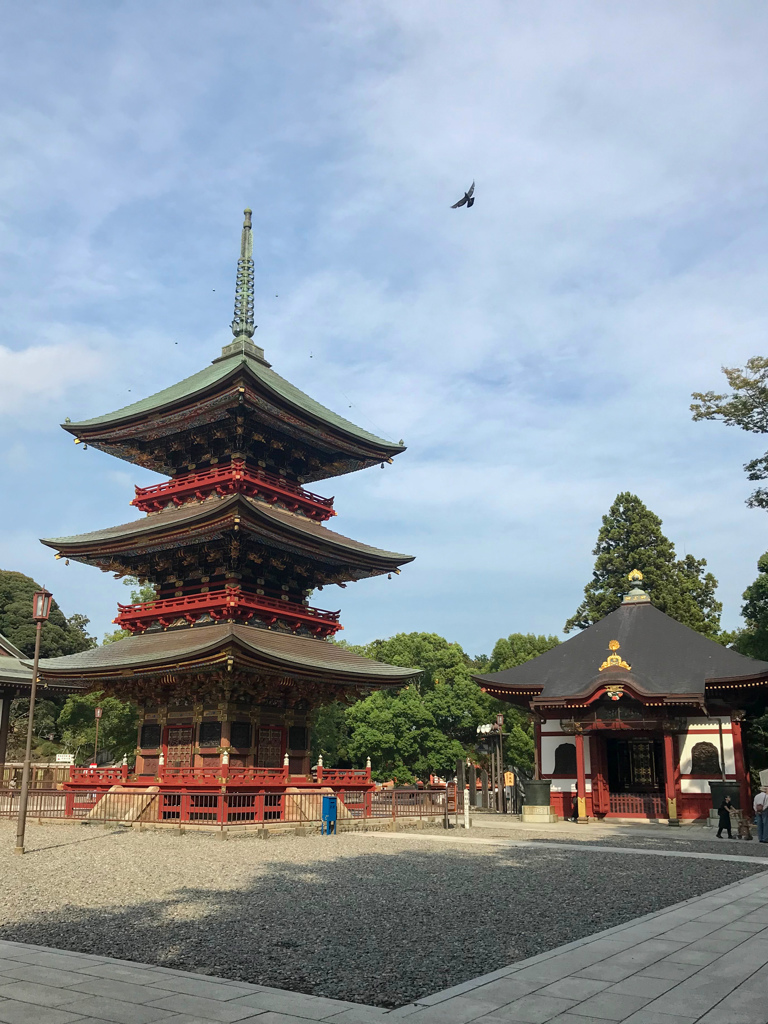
[{"left": 321, "top": 795, "right": 337, "bottom": 835}]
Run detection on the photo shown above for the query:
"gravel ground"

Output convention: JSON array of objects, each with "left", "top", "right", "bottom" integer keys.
[{"left": 0, "top": 822, "right": 765, "bottom": 1008}]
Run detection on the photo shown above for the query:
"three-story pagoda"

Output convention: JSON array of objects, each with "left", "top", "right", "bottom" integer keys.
[{"left": 36, "top": 211, "right": 417, "bottom": 804}]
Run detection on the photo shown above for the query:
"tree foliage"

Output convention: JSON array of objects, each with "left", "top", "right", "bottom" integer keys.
[
  {"left": 313, "top": 632, "right": 536, "bottom": 783},
  {"left": 0, "top": 570, "right": 96, "bottom": 657},
  {"left": 57, "top": 692, "right": 139, "bottom": 764},
  {"left": 488, "top": 632, "right": 560, "bottom": 672},
  {"left": 102, "top": 577, "right": 156, "bottom": 645},
  {"left": 733, "top": 553, "right": 768, "bottom": 661},
  {"left": 564, "top": 493, "right": 722, "bottom": 639},
  {"left": 692, "top": 357, "right": 768, "bottom": 510}
]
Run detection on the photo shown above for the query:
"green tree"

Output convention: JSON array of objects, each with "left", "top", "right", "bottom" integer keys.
[
  {"left": 102, "top": 577, "right": 157, "bottom": 645},
  {"left": 0, "top": 570, "right": 96, "bottom": 657},
  {"left": 341, "top": 632, "right": 471, "bottom": 692},
  {"left": 57, "top": 692, "right": 139, "bottom": 765},
  {"left": 564, "top": 493, "right": 722, "bottom": 638},
  {"left": 319, "top": 631, "right": 536, "bottom": 781},
  {"left": 345, "top": 687, "right": 466, "bottom": 784},
  {"left": 731, "top": 553, "right": 768, "bottom": 782},
  {"left": 310, "top": 701, "right": 352, "bottom": 767},
  {"left": 488, "top": 632, "right": 561, "bottom": 672},
  {"left": 6, "top": 696, "right": 67, "bottom": 760},
  {"left": 692, "top": 357, "right": 768, "bottom": 509},
  {"left": 733, "top": 553, "right": 768, "bottom": 661}
]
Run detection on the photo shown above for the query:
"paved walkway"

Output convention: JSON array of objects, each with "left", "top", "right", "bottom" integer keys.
[
  {"left": 0, "top": 868, "right": 767, "bottom": 1023},
  {"left": 468, "top": 814, "right": 768, "bottom": 846}
]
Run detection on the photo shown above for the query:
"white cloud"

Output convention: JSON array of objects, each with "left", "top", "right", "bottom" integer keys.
[
  {"left": 0, "top": 336, "right": 109, "bottom": 416},
  {"left": 1, "top": 2, "right": 768, "bottom": 648}
]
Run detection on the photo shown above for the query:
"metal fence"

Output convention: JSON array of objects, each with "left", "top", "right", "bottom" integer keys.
[
  {"left": 1, "top": 766, "right": 70, "bottom": 789},
  {"left": 0, "top": 787, "right": 450, "bottom": 828}
]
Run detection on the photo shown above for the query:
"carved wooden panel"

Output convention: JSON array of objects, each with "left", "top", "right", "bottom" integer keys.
[
  {"left": 257, "top": 727, "right": 282, "bottom": 768},
  {"left": 167, "top": 726, "right": 193, "bottom": 767}
]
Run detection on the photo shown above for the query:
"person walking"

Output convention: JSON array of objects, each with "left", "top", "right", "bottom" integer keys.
[
  {"left": 754, "top": 786, "right": 768, "bottom": 843},
  {"left": 716, "top": 795, "right": 733, "bottom": 839}
]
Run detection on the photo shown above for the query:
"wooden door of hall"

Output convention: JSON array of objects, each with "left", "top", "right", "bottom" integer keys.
[
  {"left": 166, "top": 726, "right": 194, "bottom": 767},
  {"left": 256, "top": 727, "right": 283, "bottom": 768},
  {"left": 590, "top": 734, "right": 610, "bottom": 815}
]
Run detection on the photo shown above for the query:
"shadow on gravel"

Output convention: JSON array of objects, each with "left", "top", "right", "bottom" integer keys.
[
  {"left": 21, "top": 827, "right": 131, "bottom": 853},
  {"left": 0, "top": 839, "right": 763, "bottom": 1007}
]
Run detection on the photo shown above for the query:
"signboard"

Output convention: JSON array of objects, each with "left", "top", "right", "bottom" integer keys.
[
  {"left": 94, "top": 707, "right": 103, "bottom": 720},
  {"left": 504, "top": 771, "right": 515, "bottom": 786},
  {"left": 760, "top": 768, "right": 768, "bottom": 787},
  {"left": 55, "top": 753, "right": 74, "bottom": 764}
]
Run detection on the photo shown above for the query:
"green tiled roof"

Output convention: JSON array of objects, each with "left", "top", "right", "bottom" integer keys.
[
  {"left": 65, "top": 348, "right": 402, "bottom": 452},
  {"left": 35, "top": 623, "right": 419, "bottom": 683},
  {"left": 41, "top": 494, "right": 414, "bottom": 567}
]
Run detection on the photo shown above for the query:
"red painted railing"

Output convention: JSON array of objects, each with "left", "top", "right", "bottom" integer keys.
[
  {"left": 317, "top": 767, "right": 371, "bottom": 785},
  {"left": 70, "top": 766, "right": 129, "bottom": 784},
  {"left": 114, "top": 585, "right": 342, "bottom": 638},
  {"left": 68, "top": 763, "right": 371, "bottom": 789},
  {"left": 132, "top": 462, "right": 335, "bottom": 521},
  {"left": 1, "top": 786, "right": 451, "bottom": 827}
]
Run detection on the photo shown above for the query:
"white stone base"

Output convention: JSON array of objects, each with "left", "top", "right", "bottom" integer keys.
[{"left": 522, "top": 804, "right": 558, "bottom": 823}]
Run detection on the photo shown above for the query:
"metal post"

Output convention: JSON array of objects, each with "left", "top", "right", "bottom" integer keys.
[
  {"left": 468, "top": 763, "right": 477, "bottom": 808},
  {"left": 93, "top": 707, "right": 102, "bottom": 764},
  {"left": 456, "top": 759, "right": 465, "bottom": 805},
  {"left": 14, "top": 620, "right": 42, "bottom": 855},
  {"left": 498, "top": 730, "right": 506, "bottom": 814},
  {"left": 489, "top": 750, "right": 495, "bottom": 811},
  {"left": 481, "top": 768, "right": 489, "bottom": 809},
  {"left": 718, "top": 718, "right": 727, "bottom": 783}
]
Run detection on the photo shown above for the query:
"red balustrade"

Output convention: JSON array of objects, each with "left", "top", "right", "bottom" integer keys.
[
  {"left": 114, "top": 585, "right": 342, "bottom": 638},
  {"left": 70, "top": 766, "right": 128, "bottom": 784},
  {"left": 132, "top": 462, "right": 335, "bottom": 521},
  {"left": 317, "top": 767, "right": 372, "bottom": 784}
]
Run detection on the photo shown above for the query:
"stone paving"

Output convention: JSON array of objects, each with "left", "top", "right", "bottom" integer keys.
[{"left": 0, "top": 859, "right": 767, "bottom": 1023}]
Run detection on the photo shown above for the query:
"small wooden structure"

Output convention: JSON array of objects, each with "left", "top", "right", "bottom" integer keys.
[{"left": 473, "top": 574, "right": 768, "bottom": 823}]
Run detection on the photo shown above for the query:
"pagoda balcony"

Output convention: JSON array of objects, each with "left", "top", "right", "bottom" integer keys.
[
  {"left": 131, "top": 462, "right": 336, "bottom": 521},
  {"left": 114, "top": 585, "right": 343, "bottom": 638}
]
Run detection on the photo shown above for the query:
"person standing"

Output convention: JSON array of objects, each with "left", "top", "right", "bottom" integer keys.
[
  {"left": 716, "top": 795, "right": 733, "bottom": 838},
  {"left": 754, "top": 787, "right": 768, "bottom": 843}
]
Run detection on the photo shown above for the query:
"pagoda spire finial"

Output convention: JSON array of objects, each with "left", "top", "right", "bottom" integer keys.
[{"left": 231, "top": 209, "right": 255, "bottom": 341}]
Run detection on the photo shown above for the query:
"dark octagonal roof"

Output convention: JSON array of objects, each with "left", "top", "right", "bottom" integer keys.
[{"left": 473, "top": 600, "right": 768, "bottom": 702}]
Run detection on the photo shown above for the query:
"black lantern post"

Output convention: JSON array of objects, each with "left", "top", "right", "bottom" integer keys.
[
  {"left": 93, "top": 706, "right": 102, "bottom": 764},
  {"left": 14, "top": 588, "right": 53, "bottom": 855}
]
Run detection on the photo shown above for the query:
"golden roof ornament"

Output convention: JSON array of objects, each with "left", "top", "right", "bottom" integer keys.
[
  {"left": 623, "top": 568, "right": 651, "bottom": 605},
  {"left": 599, "top": 639, "right": 631, "bottom": 672}
]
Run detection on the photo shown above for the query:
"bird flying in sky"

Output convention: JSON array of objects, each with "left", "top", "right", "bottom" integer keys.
[{"left": 451, "top": 181, "right": 475, "bottom": 208}]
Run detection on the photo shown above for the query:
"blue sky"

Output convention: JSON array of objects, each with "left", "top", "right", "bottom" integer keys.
[{"left": 2, "top": 2, "right": 768, "bottom": 656}]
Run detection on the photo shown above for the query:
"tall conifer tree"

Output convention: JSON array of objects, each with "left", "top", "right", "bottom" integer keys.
[{"left": 565, "top": 493, "right": 722, "bottom": 638}]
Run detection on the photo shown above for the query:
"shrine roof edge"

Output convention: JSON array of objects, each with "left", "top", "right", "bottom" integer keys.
[{"left": 61, "top": 348, "right": 404, "bottom": 454}]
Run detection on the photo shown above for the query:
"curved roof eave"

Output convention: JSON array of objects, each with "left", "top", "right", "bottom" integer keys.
[
  {"left": 34, "top": 622, "right": 420, "bottom": 684},
  {"left": 62, "top": 351, "right": 405, "bottom": 455},
  {"left": 41, "top": 493, "right": 414, "bottom": 569}
]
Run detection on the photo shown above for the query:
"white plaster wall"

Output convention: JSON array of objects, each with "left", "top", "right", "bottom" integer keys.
[
  {"left": 550, "top": 779, "right": 592, "bottom": 793},
  {"left": 541, "top": 735, "right": 591, "bottom": 775},
  {"left": 678, "top": 718, "right": 734, "bottom": 776},
  {"left": 540, "top": 719, "right": 563, "bottom": 734},
  {"left": 681, "top": 779, "right": 717, "bottom": 794}
]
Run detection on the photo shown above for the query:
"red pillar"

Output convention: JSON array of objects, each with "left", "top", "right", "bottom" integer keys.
[
  {"left": 663, "top": 733, "right": 679, "bottom": 826},
  {"left": 732, "top": 719, "right": 751, "bottom": 813},
  {"left": 575, "top": 731, "right": 588, "bottom": 823}
]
